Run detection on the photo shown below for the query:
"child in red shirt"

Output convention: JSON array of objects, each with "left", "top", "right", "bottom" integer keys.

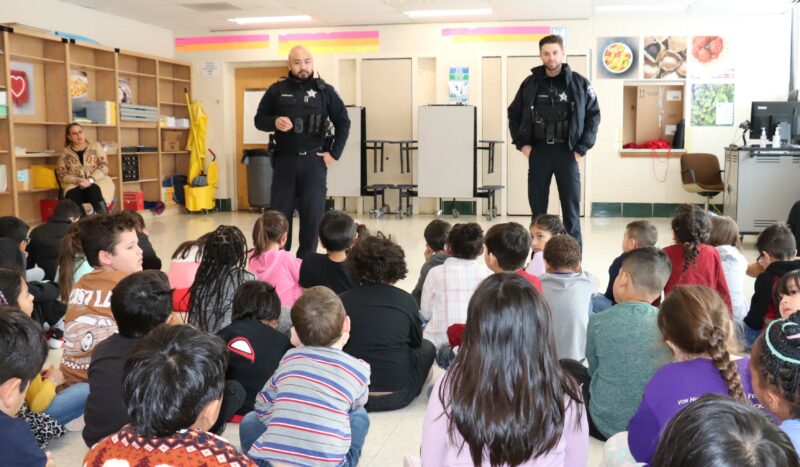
[{"left": 662, "top": 205, "right": 731, "bottom": 312}]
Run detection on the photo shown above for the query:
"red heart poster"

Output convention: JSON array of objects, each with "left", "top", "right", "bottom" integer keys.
[{"left": 10, "top": 70, "right": 29, "bottom": 106}]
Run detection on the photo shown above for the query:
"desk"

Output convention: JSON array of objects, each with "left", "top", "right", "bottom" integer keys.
[
  {"left": 365, "top": 139, "right": 418, "bottom": 174},
  {"left": 724, "top": 147, "right": 800, "bottom": 235}
]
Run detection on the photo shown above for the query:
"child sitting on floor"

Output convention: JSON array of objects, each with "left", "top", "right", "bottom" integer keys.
[
  {"left": 299, "top": 210, "right": 357, "bottom": 294},
  {"left": 411, "top": 219, "right": 451, "bottom": 306},
  {"left": 526, "top": 214, "right": 567, "bottom": 277},
  {"left": 247, "top": 210, "right": 302, "bottom": 307}
]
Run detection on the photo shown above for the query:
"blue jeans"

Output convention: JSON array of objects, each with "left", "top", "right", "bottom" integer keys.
[
  {"left": 241, "top": 406, "right": 370, "bottom": 466},
  {"left": 591, "top": 293, "right": 613, "bottom": 313},
  {"left": 743, "top": 322, "right": 763, "bottom": 348},
  {"left": 44, "top": 382, "right": 89, "bottom": 425}
]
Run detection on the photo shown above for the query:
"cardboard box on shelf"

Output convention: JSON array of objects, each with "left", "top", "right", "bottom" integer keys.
[
  {"left": 163, "top": 131, "right": 182, "bottom": 152},
  {"left": 623, "top": 84, "right": 685, "bottom": 146}
]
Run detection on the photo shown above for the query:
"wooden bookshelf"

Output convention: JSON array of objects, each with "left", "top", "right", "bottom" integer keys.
[{"left": 0, "top": 28, "right": 192, "bottom": 222}]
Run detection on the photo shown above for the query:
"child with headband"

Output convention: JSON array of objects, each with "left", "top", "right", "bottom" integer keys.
[{"left": 750, "top": 313, "right": 800, "bottom": 451}]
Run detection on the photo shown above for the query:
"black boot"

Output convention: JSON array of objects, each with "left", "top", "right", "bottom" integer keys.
[{"left": 94, "top": 200, "right": 109, "bottom": 215}]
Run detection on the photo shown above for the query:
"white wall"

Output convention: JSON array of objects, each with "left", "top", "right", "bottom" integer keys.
[
  {"left": 175, "top": 12, "right": 792, "bottom": 209},
  {"left": 0, "top": 0, "right": 174, "bottom": 57}
]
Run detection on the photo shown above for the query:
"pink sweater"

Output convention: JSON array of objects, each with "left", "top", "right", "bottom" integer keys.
[
  {"left": 247, "top": 249, "right": 303, "bottom": 307},
  {"left": 421, "top": 375, "right": 588, "bottom": 466}
]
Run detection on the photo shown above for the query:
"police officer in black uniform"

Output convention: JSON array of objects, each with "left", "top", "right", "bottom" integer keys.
[
  {"left": 508, "top": 35, "right": 600, "bottom": 246},
  {"left": 255, "top": 46, "right": 350, "bottom": 258}
]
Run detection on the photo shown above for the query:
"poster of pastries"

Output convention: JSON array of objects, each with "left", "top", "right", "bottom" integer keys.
[
  {"left": 643, "top": 36, "right": 687, "bottom": 79},
  {"left": 689, "top": 36, "right": 734, "bottom": 79},
  {"left": 596, "top": 37, "right": 639, "bottom": 79}
]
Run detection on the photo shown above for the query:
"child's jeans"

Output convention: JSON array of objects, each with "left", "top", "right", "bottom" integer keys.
[
  {"left": 44, "top": 382, "right": 89, "bottom": 425},
  {"left": 241, "top": 406, "right": 370, "bottom": 466},
  {"left": 591, "top": 293, "right": 613, "bottom": 313}
]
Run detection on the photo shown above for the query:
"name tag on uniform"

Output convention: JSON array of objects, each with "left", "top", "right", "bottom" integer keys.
[{"left": 281, "top": 93, "right": 294, "bottom": 97}]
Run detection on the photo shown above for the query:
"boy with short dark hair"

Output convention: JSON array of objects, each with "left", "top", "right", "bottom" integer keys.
[
  {"left": 84, "top": 324, "right": 253, "bottom": 465},
  {"left": 540, "top": 234, "right": 597, "bottom": 361},
  {"left": 82, "top": 270, "right": 173, "bottom": 447},
  {"left": 421, "top": 223, "right": 491, "bottom": 347},
  {"left": 593, "top": 220, "right": 658, "bottom": 312},
  {"left": 484, "top": 222, "right": 542, "bottom": 290},
  {"left": 299, "top": 210, "right": 356, "bottom": 294},
  {"left": 27, "top": 200, "right": 81, "bottom": 282},
  {"left": 118, "top": 210, "right": 162, "bottom": 271},
  {"left": 0, "top": 216, "right": 45, "bottom": 282},
  {"left": 411, "top": 219, "right": 451, "bottom": 306},
  {"left": 0, "top": 308, "right": 50, "bottom": 467},
  {"left": 584, "top": 247, "right": 672, "bottom": 440},
  {"left": 241, "top": 287, "right": 370, "bottom": 467},
  {"left": 743, "top": 223, "right": 800, "bottom": 345}
]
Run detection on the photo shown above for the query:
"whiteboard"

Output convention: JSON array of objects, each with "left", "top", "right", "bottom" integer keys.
[
  {"left": 417, "top": 105, "right": 476, "bottom": 198},
  {"left": 244, "top": 89, "right": 269, "bottom": 144},
  {"left": 327, "top": 106, "right": 364, "bottom": 197}
]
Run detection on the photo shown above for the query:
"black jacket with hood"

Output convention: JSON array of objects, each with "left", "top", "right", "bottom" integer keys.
[{"left": 508, "top": 63, "right": 601, "bottom": 156}]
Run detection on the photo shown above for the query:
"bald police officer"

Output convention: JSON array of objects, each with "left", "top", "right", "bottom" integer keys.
[
  {"left": 255, "top": 46, "right": 350, "bottom": 258},
  {"left": 508, "top": 34, "right": 600, "bottom": 246}
]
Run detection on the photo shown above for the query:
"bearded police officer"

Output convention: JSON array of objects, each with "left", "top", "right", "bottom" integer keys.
[
  {"left": 508, "top": 35, "right": 600, "bottom": 246},
  {"left": 255, "top": 46, "right": 350, "bottom": 258}
]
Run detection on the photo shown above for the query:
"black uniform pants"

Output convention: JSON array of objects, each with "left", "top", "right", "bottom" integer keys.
[
  {"left": 528, "top": 141, "right": 582, "bottom": 246},
  {"left": 271, "top": 151, "right": 327, "bottom": 259}
]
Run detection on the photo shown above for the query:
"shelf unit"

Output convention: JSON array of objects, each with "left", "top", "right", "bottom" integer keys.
[{"left": 0, "top": 27, "right": 192, "bottom": 223}]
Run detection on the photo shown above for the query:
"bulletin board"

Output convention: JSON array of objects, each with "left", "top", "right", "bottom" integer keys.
[
  {"left": 328, "top": 106, "right": 365, "bottom": 197},
  {"left": 243, "top": 89, "right": 268, "bottom": 144},
  {"left": 417, "top": 105, "right": 476, "bottom": 198}
]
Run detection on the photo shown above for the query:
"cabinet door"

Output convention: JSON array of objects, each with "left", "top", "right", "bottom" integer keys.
[{"left": 505, "top": 56, "right": 587, "bottom": 217}]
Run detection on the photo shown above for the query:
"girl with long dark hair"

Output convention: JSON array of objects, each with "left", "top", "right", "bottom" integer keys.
[{"left": 421, "top": 273, "right": 587, "bottom": 466}]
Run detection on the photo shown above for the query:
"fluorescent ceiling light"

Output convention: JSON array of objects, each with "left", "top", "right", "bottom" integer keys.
[
  {"left": 595, "top": 4, "right": 689, "bottom": 12},
  {"left": 228, "top": 15, "right": 312, "bottom": 25},
  {"left": 403, "top": 8, "right": 493, "bottom": 18}
]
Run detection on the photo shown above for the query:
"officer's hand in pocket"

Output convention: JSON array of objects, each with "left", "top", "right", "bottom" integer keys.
[
  {"left": 318, "top": 152, "right": 335, "bottom": 167},
  {"left": 521, "top": 145, "right": 532, "bottom": 159},
  {"left": 574, "top": 151, "right": 582, "bottom": 162},
  {"left": 275, "top": 116, "right": 293, "bottom": 132}
]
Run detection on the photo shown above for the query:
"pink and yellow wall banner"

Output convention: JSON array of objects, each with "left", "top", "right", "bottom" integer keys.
[
  {"left": 279, "top": 30, "right": 379, "bottom": 55},
  {"left": 442, "top": 26, "right": 553, "bottom": 43},
  {"left": 175, "top": 34, "right": 269, "bottom": 52}
]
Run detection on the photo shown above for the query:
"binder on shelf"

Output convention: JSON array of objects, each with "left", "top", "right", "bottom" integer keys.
[{"left": 85, "top": 101, "right": 116, "bottom": 125}]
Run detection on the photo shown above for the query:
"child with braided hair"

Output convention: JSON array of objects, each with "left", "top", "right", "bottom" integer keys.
[
  {"left": 187, "top": 225, "right": 255, "bottom": 333},
  {"left": 663, "top": 204, "right": 732, "bottom": 312},
  {"left": 750, "top": 312, "right": 800, "bottom": 451},
  {"left": 626, "top": 285, "right": 765, "bottom": 464}
]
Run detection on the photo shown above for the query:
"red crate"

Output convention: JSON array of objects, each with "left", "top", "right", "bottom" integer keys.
[
  {"left": 40, "top": 198, "right": 58, "bottom": 222},
  {"left": 123, "top": 191, "right": 144, "bottom": 211}
]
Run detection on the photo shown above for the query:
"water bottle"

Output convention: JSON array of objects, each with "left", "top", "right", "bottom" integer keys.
[
  {"left": 760, "top": 127, "right": 768, "bottom": 148},
  {"left": 773, "top": 126, "right": 782, "bottom": 149}
]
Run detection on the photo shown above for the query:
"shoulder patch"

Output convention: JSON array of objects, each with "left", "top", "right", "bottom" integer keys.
[{"left": 228, "top": 337, "right": 255, "bottom": 363}]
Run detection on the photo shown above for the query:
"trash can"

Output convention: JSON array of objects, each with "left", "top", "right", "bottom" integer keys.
[{"left": 242, "top": 149, "right": 273, "bottom": 208}]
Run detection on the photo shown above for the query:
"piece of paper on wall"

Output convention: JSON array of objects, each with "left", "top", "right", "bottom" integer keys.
[
  {"left": 690, "top": 36, "right": 734, "bottom": 79},
  {"left": 201, "top": 61, "right": 220, "bottom": 77},
  {"left": 596, "top": 36, "right": 639, "bottom": 80},
  {"left": 666, "top": 90, "right": 682, "bottom": 101},
  {"left": 715, "top": 102, "right": 734, "bottom": 126},
  {"left": 243, "top": 89, "right": 269, "bottom": 144},
  {"left": 448, "top": 67, "right": 469, "bottom": 105},
  {"left": 10, "top": 61, "right": 35, "bottom": 116}
]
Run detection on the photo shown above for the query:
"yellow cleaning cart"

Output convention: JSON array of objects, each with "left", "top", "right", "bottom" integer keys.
[{"left": 183, "top": 90, "right": 217, "bottom": 213}]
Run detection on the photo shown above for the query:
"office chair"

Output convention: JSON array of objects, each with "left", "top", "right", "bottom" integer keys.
[{"left": 680, "top": 153, "right": 724, "bottom": 212}]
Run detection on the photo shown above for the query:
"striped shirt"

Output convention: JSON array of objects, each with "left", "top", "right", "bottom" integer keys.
[
  {"left": 420, "top": 257, "right": 492, "bottom": 347},
  {"left": 250, "top": 346, "right": 370, "bottom": 466}
]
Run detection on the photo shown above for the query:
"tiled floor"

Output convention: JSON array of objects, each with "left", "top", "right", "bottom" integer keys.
[{"left": 47, "top": 211, "right": 759, "bottom": 466}]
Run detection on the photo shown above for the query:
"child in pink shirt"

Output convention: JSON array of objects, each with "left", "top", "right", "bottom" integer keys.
[{"left": 247, "top": 210, "right": 302, "bottom": 307}]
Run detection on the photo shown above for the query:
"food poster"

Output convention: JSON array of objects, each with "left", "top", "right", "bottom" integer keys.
[
  {"left": 643, "top": 36, "right": 687, "bottom": 80},
  {"left": 70, "top": 71, "right": 89, "bottom": 115},
  {"left": 9, "top": 61, "right": 35, "bottom": 116},
  {"left": 118, "top": 78, "right": 133, "bottom": 104},
  {"left": 448, "top": 67, "right": 469, "bottom": 105},
  {"left": 596, "top": 37, "right": 639, "bottom": 79},
  {"left": 691, "top": 83, "right": 735, "bottom": 126},
  {"left": 690, "top": 36, "right": 734, "bottom": 79}
]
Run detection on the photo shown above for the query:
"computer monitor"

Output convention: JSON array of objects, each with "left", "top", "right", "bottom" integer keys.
[{"left": 750, "top": 101, "right": 800, "bottom": 142}]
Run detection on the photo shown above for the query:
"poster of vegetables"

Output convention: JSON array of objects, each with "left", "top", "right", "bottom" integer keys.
[
  {"left": 643, "top": 36, "right": 687, "bottom": 79},
  {"left": 691, "top": 83, "right": 735, "bottom": 126},
  {"left": 690, "top": 36, "right": 734, "bottom": 79},
  {"left": 596, "top": 36, "right": 639, "bottom": 79}
]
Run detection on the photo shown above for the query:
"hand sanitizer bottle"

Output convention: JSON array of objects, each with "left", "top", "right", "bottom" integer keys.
[
  {"left": 760, "top": 127, "right": 768, "bottom": 148},
  {"left": 773, "top": 126, "right": 782, "bottom": 149}
]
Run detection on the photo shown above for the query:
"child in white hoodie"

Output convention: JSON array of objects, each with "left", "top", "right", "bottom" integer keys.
[{"left": 709, "top": 216, "right": 748, "bottom": 326}]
